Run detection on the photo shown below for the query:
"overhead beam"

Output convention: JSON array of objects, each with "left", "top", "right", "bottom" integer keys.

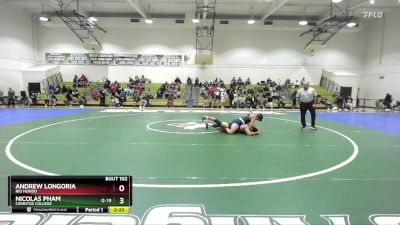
[
  {"left": 261, "top": 0, "right": 289, "bottom": 21},
  {"left": 318, "top": 0, "right": 369, "bottom": 21},
  {"left": 125, "top": 0, "right": 147, "bottom": 19}
]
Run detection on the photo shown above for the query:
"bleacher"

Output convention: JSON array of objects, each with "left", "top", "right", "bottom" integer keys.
[{"left": 34, "top": 77, "right": 334, "bottom": 109}]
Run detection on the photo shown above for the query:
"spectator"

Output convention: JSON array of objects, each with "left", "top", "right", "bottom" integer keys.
[
  {"left": 104, "top": 79, "right": 111, "bottom": 90},
  {"left": 195, "top": 77, "right": 199, "bottom": 86},
  {"left": 61, "top": 84, "right": 68, "bottom": 93},
  {"left": 72, "top": 89, "right": 80, "bottom": 98},
  {"left": 187, "top": 77, "right": 192, "bottom": 85},
  {"left": 383, "top": 93, "right": 393, "bottom": 109},
  {"left": 245, "top": 77, "right": 251, "bottom": 86},
  {"left": 290, "top": 90, "right": 297, "bottom": 109},
  {"left": 50, "top": 94, "right": 57, "bottom": 107},
  {"left": 7, "top": 87, "right": 15, "bottom": 107},
  {"left": 276, "top": 95, "right": 285, "bottom": 109},
  {"left": 78, "top": 95, "right": 87, "bottom": 107},
  {"left": 344, "top": 96, "right": 353, "bottom": 111},
  {"left": 99, "top": 89, "right": 106, "bottom": 107},
  {"left": 55, "top": 85, "right": 61, "bottom": 94},
  {"left": 0, "top": 90, "right": 5, "bottom": 105},
  {"left": 174, "top": 77, "right": 182, "bottom": 85},
  {"left": 139, "top": 95, "right": 149, "bottom": 111},
  {"left": 65, "top": 91, "right": 73, "bottom": 106},
  {"left": 156, "top": 88, "right": 163, "bottom": 99},
  {"left": 300, "top": 77, "right": 306, "bottom": 86},
  {"left": 73, "top": 75, "right": 79, "bottom": 88},
  {"left": 29, "top": 93, "right": 38, "bottom": 106},
  {"left": 321, "top": 98, "right": 333, "bottom": 111},
  {"left": 167, "top": 93, "right": 174, "bottom": 108}
]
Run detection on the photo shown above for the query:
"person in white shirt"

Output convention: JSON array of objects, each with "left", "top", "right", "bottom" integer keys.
[{"left": 296, "top": 82, "right": 318, "bottom": 130}]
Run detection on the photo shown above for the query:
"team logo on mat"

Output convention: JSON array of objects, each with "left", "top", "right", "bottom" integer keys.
[
  {"left": 146, "top": 120, "right": 219, "bottom": 134},
  {"left": 167, "top": 122, "right": 205, "bottom": 130}
]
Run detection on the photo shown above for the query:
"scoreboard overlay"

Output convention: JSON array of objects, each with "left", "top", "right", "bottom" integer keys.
[{"left": 8, "top": 176, "right": 132, "bottom": 213}]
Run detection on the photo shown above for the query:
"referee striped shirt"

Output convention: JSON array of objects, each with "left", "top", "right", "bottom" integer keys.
[{"left": 296, "top": 87, "right": 317, "bottom": 103}]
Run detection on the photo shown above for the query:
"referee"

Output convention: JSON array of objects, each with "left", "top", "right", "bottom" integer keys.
[{"left": 296, "top": 82, "right": 317, "bottom": 130}]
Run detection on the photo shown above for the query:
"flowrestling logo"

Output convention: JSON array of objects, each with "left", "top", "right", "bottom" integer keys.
[{"left": 0, "top": 205, "right": 399, "bottom": 225}]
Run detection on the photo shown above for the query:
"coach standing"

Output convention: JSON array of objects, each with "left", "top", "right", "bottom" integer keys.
[{"left": 296, "top": 82, "right": 317, "bottom": 130}]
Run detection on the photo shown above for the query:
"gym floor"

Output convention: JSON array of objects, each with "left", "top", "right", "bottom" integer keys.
[{"left": 0, "top": 108, "right": 399, "bottom": 224}]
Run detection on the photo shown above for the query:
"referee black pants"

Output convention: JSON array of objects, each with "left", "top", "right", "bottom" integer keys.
[{"left": 300, "top": 102, "right": 316, "bottom": 127}]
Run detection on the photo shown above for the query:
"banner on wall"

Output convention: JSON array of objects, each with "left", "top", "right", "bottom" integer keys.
[{"left": 45, "top": 53, "right": 185, "bottom": 67}]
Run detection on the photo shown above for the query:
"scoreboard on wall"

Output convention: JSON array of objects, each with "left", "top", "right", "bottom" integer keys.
[{"left": 8, "top": 176, "right": 132, "bottom": 214}]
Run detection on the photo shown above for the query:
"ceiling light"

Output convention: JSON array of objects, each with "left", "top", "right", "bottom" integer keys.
[
  {"left": 88, "top": 16, "right": 97, "bottom": 22},
  {"left": 347, "top": 22, "right": 357, "bottom": 27},
  {"left": 192, "top": 18, "right": 200, "bottom": 24},
  {"left": 145, "top": 18, "right": 153, "bottom": 24},
  {"left": 370, "top": 0, "right": 375, "bottom": 4},
  {"left": 39, "top": 16, "right": 49, "bottom": 22},
  {"left": 299, "top": 20, "right": 308, "bottom": 26},
  {"left": 332, "top": 0, "right": 343, "bottom": 3},
  {"left": 247, "top": 19, "right": 255, "bottom": 25}
]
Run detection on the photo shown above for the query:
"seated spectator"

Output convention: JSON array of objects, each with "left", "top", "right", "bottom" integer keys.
[
  {"left": 79, "top": 74, "right": 88, "bottom": 87},
  {"left": 120, "top": 92, "right": 126, "bottom": 103},
  {"left": 140, "top": 75, "right": 150, "bottom": 84},
  {"left": 72, "top": 89, "right": 80, "bottom": 98},
  {"left": 231, "top": 77, "right": 237, "bottom": 87},
  {"left": 383, "top": 93, "right": 393, "bottom": 109},
  {"left": 135, "top": 84, "right": 143, "bottom": 94},
  {"left": 344, "top": 96, "right": 353, "bottom": 111},
  {"left": 167, "top": 94, "right": 174, "bottom": 108},
  {"left": 50, "top": 94, "right": 57, "bottom": 107},
  {"left": 276, "top": 95, "right": 285, "bottom": 109},
  {"left": 78, "top": 95, "right": 87, "bottom": 107},
  {"left": 65, "top": 91, "right": 73, "bottom": 106},
  {"left": 237, "top": 77, "right": 243, "bottom": 86},
  {"left": 91, "top": 89, "right": 100, "bottom": 101},
  {"left": 245, "top": 77, "right": 251, "bottom": 86},
  {"left": 156, "top": 88, "right": 163, "bottom": 99},
  {"left": 335, "top": 96, "right": 344, "bottom": 110},
  {"left": 133, "top": 92, "right": 140, "bottom": 103},
  {"left": 111, "top": 81, "right": 119, "bottom": 91},
  {"left": 174, "top": 77, "right": 182, "bottom": 86},
  {"left": 139, "top": 95, "right": 149, "bottom": 111},
  {"left": 110, "top": 96, "right": 120, "bottom": 107},
  {"left": 29, "top": 93, "right": 38, "bottom": 106},
  {"left": 48, "top": 85, "right": 55, "bottom": 95},
  {"left": 61, "top": 84, "right": 68, "bottom": 93},
  {"left": 321, "top": 98, "right": 333, "bottom": 111},
  {"left": 145, "top": 89, "right": 153, "bottom": 99},
  {"left": 55, "top": 85, "right": 61, "bottom": 94},
  {"left": 104, "top": 79, "right": 111, "bottom": 90}
]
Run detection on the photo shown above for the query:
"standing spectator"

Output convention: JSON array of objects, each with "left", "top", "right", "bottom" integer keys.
[
  {"left": 195, "top": 77, "right": 200, "bottom": 86},
  {"left": 0, "top": 90, "right": 5, "bottom": 105},
  {"left": 7, "top": 87, "right": 15, "bottom": 107},
  {"left": 99, "top": 89, "right": 106, "bottom": 107},
  {"left": 73, "top": 75, "right": 79, "bottom": 88},
  {"left": 187, "top": 77, "right": 192, "bottom": 85},
  {"left": 296, "top": 82, "right": 318, "bottom": 130},
  {"left": 290, "top": 90, "right": 297, "bottom": 109}
]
